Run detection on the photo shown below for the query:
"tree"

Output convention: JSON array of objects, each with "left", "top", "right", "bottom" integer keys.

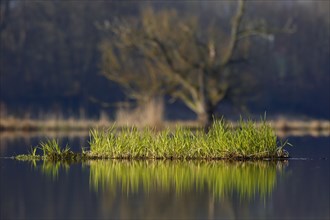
[{"left": 100, "top": 0, "right": 293, "bottom": 127}]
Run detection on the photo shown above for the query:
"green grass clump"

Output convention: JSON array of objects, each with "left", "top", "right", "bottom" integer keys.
[
  {"left": 88, "top": 118, "right": 289, "bottom": 160},
  {"left": 15, "top": 118, "right": 290, "bottom": 162},
  {"left": 15, "top": 154, "right": 41, "bottom": 161},
  {"left": 16, "top": 139, "right": 87, "bottom": 162},
  {"left": 15, "top": 146, "right": 41, "bottom": 161}
]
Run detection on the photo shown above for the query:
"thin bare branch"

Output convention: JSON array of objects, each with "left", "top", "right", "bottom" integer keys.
[
  {"left": 222, "top": 0, "right": 246, "bottom": 66},
  {"left": 237, "top": 21, "right": 296, "bottom": 41}
]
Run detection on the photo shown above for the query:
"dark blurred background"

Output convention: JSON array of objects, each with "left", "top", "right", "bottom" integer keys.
[{"left": 0, "top": 0, "right": 329, "bottom": 121}]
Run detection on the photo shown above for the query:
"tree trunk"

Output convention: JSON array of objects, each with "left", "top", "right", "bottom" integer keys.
[
  {"left": 197, "top": 68, "right": 215, "bottom": 131},
  {"left": 197, "top": 103, "right": 214, "bottom": 132}
]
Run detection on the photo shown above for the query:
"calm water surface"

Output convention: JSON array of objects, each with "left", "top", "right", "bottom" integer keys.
[{"left": 0, "top": 135, "right": 329, "bottom": 219}]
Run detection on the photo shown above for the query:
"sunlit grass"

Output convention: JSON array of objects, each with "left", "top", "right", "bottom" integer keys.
[
  {"left": 15, "top": 139, "right": 87, "bottom": 162},
  {"left": 88, "top": 118, "right": 290, "bottom": 160},
  {"left": 88, "top": 160, "right": 286, "bottom": 199},
  {"left": 15, "top": 118, "right": 290, "bottom": 161}
]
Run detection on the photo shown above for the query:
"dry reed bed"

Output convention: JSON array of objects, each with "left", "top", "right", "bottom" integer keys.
[
  {"left": 1, "top": 116, "right": 329, "bottom": 132},
  {"left": 0, "top": 117, "right": 112, "bottom": 131}
]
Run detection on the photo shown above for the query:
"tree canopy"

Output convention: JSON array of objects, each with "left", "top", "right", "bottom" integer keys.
[{"left": 100, "top": 0, "right": 295, "bottom": 127}]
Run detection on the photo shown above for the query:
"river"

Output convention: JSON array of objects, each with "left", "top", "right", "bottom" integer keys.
[{"left": 0, "top": 134, "right": 329, "bottom": 219}]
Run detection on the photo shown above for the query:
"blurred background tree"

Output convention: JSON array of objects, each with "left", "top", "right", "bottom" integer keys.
[
  {"left": 0, "top": 0, "right": 329, "bottom": 121},
  {"left": 99, "top": 0, "right": 294, "bottom": 127}
]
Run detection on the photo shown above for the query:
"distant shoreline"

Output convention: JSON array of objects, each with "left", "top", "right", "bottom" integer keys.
[{"left": 0, "top": 116, "right": 329, "bottom": 136}]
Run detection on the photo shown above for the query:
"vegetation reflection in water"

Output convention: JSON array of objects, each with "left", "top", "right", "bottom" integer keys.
[
  {"left": 87, "top": 160, "right": 287, "bottom": 200},
  {"left": 40, "top": 161, "right": 70, "bottom": 179}
]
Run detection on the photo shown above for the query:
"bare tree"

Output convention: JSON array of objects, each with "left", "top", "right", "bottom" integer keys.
[{"left": 99, "top": 0, "right": 294, "bottom": 127}]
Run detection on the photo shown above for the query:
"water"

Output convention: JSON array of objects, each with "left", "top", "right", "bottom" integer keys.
[{"left": 0, "top": 134, "right": 329, "bottom": 219}]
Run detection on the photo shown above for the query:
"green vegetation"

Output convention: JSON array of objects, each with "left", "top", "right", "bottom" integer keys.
[
  {"left": 88, "top": 160, "right": 285, "bottom": 199},
  {"left": 88, "top": 118, "right": 289, "bottom": 160},
  {"left": 15, "top": 118, "right": 290, "bottom": 161},
  {"left": 15, "top": 139, "right": 87, "bottom": 162},
  {"left": 15, "top": 154, "right": 41, "bottom": 161}
]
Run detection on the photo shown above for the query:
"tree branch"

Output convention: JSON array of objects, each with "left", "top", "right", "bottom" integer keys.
[
  {"left": 237, "top": 20, "right": 296, "bottom": 41},
  {"left": 221, "top": 0, "right": 245, "bottom": 66},
  {"left": 170, "top": 90, "right": 199, "bottom": 113},
  {"left": 148, "top": 36, "right": 200, "bottom": 102}
]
